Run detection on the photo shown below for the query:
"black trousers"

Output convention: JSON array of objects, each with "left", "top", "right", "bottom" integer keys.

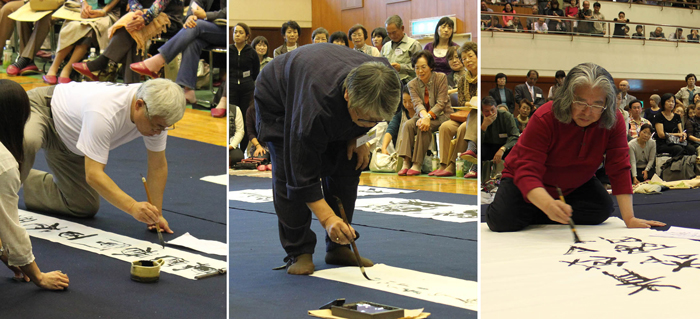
[
  {"left": 657, "top": 141, "right": 695, "bottom": 158},
  {"left": 229, "top": 148, "right": 244, "bottom": 167},
  {"left": 267, "top": 141, "right": 362, "bottom": 259},
  {"left": 482, "top": 143, "right": 510, "bottom": 162},
  {"left": 486, "top": 177, "right": 613, "bottom": 232},
  {"left": 230, "top": 81, "right": 254, "bottom": 151}
]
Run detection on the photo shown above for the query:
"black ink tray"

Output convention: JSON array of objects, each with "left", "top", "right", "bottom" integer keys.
[{"left": 331, "top": 301, "right": 404, "bottom": 319}]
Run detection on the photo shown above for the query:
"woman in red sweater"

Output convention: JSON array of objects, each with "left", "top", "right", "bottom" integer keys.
[{"left": 486, "top": 63, "right": 665, "bottom": 232}]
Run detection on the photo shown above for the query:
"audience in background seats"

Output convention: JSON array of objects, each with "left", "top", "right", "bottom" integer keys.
[
  {"left": 380, "top": 86, "right": 416, "bottom": 157},
  {"left": 229, "top": 105, "right": 245, "bottom": 166},
  {"left": 481, "top": 96, "right": 520, "bottom": 174},
  {"left": 537, "top": 0, "right": 550, "bottom": 17},
  {"left": 312, "top": 27, "right": 329, "bottom": 43},
  {"left": 72, "top": 0, "right": 184, "bottom": 84},
  {"left": 532, "top": 18, "right": 548, "bottom": 33},
  {"left": 370, "top": 27, "right": 389, "bottom": 53},
  {"left": 5, "top": 13, "right": 52, "bottom": 76},
  {"left": 653, "top": 93, "right": 694, "bottom": 157},
  {"left": 644, "top": 94, "right": 661, "bottom": 119},
  {"left": 686, "top": 104, "right": 700, "bottom": 155},
  {"left": 246, "top": 103, "right": 269, "bottom": 161},
  {"left": 675, "top": 73, "right": 697, "bottom": 108},
  {"left": 612, "top": 11, "right": 629, "bottom": 38},
  {"left": 688, "top": 29, "right": 700, "bottom": 42},
  {"left": 423, "top": 17, "right": 458, "bottom": 75},
  {"left": 383, "top": 15, "right": 422, "bottom": 85},
  {"left": 44, "top": 0, "right": 120, "bottom": 84},
  {"left": 650, "top": 27, "right": 665, "bottom": 40},
  {"left": 628, "top": 123, "right": 655, "bottom": 184},
  {"left": 628, "top": 100, "right": 650, "bottom": 140},
  {"left": 226, "top": 23, "right": 259, "bottom": 144},
  {"left": 251, "top": 36, "right": 273, "bottom": 70},
  {"left": 501, "top": 3, "right": 517, "bottom": 31},
  {"left": 481, "top": 1, "right": 495, "bottom": 29},
  {"left": 564, "top": 0, "right": 578, "bottom": 33},
  {"left": 445, "top": 46, "right": 466, "bottom": 94},
  {"left": 516, "top": 100, "right": 532, "bottom": 132},
  {"left": 349, "top": 24, "right": 381, "bottom": 57},
  {"left": 397, "top": 50, "right": 452, "bottom": 176},
  {"left": 547, "top": 70, "right": 565, "bottom": 102},
  {"left": 618, "top": 80, "right": 636, "bottom": 111},
  {"left": 591, "top": 2, "right": 605, "bottom": 36},
  {"left": 577, "top": 1, "right": 594, "bottom": 35},
  {"left": 669, "top": 28, "right": 685, "bottom": 41},
  {"left": 514, "top": 70, "right": 545, "bottom": 114},
  {"left": 546, "top": 1, "right": 565, "bottom": 34},
  {"left": 526, "top": 5, "right": 539, "bottom": 32},
  {"left": 488, "top": 73, "right": 515, "bottom": 113},
  {"left": 330, "top": 31, "right": 349, "bottom": 46},
  {"left": 0, "top": 0, "right": 25, "bottom": 67},
  {"left": 673, "top": 104, "right": 685, "bottom": 129},
  {"left": 273, "top": 20, "right": 300, "bottom": 57},
  {"left": 631, "top": 25, "right": 645, "bottom": 39}
]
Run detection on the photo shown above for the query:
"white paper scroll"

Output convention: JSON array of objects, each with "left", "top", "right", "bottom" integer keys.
[
  {"left": 19, "top": 209, "right": 226, "bottom": 280},
  {"left": 650, "top": 226, "right": 700, "bottom": 240},
  {"left": 200, "top": 174, "right": 228, "bottom": 186},
  {"left": 356, "top": 186, "right": 417, "bottom": 197},
  {"left": 229, "top": 187, "right": 418, "bottom": 203},
  {"left": 482, "top": 217, "right": 700, "bottom": 318},
  {"left": 166, "top": 232, "right": 227, "bottom": 256},
  {"left": 354, "top": 198, "right": 478, "bottom": 223},
  {"left": 311, "top": 264, "right": 477, "bottom": 311}
]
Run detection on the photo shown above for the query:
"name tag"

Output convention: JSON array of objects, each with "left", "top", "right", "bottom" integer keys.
[
  {"left": 499, "top": 133, "right": 508, "bottom": 138},
  {"left": 395, "top": 48, "right": 403, "bottom": 56},
  {"left": 243, "top": 71, "right": 251, "bottom": 78},
  {"left": 535, "top": 93, "right": 542, "bottom": 98},
  {"left": 356, "top": 131, "right": 375, "bottom": 148}
]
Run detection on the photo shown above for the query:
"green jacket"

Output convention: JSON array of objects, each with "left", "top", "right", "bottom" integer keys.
[{"left": 481, "top": 109, "right": 520, "bottom": 150}]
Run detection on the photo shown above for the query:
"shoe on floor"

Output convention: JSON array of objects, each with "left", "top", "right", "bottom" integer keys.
[
  {"left": 464, "top": 171, "right": 477, "bottom": 178},
  {"left": 211, "top": 108, "right": 226, "bottom": 118},
  {"left": 461, "top": 150, "right": 478, "bottom": 164}
]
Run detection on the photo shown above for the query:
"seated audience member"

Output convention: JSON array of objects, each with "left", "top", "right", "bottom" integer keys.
[
  {"left": 532, "top": 18, "right": 548, "bottom": 33},
  {"left": 514, "top": 70, "right": 546, "bottom": 113},
  {"left": 628, "top": 124, "right": 655, "bottom": 184},
  {"left": 0, "top": 0, "right": 23, "bottom": 66},
  {"left": 628, "top": 100, "right": 650, "bottom": 140},
  {"left": 497, "top": 104, "right": 509, "bottom": 112},
  {"left": 381, "top": 86, "right": 417, "bottom": 156},
  {"left": 688, "top": 29, "right": 700, "bottom": 43},
  {"left": 44, "top": 0, "right": 120, "bottom": 84},
  {"left": 72, "top": 0, "right": 184, "bottom": 84},
  {"left": 546, "top": 1, "right": 565, "bottom": 34},
  {"left": 526, "top": 5, "right": 540, "bottom": 32},
  {"left": 591, "top": 2, "right": 605, "bottom": 36},
  {"left": 330, "top": 31, "right": 349, "bottom": 47},
  {"left": 516, "top": 99, "right": 532, "bottom": 132},
  {"left": 693, "top": 93, "right": 700, "bottom": 106},
  {"left": 631, "top": 25, "right": 645, "bottom": 39},
  {"left": 229, "top": 105, "right": 245, "bottom": 166},
  {"left": 489, "top": 73, "right": 515, "bottom": 113},
  {"left": 644, "top": 94, "right": 661, "bottom": 119},
  {"left": 547, "top": 70, "right": 566, "bottom": 102},
  {"left": 675, "top": 73, "right": 697, "bottom": 108},
  {"left": 481, "top": 1, "right": 495, "bottom": 29},
  {"left": 251, "top": 36, "right": 273, "bottom": 70},
  {"left": 5, "top": 12, "right": 52, "bottom": 76},
  {"left": 129, "top": 0, "right": 226, "bottom": 108},
  {"left": 370, "top": 27, "right": 389, "bottom": 53},
  {"left": 349, "top": 24, "right": 381, "bottom": 57},
  {"left": 214, "top": 23, "right": 256, "bottom": 120},
  {"left": 312, "top": 27, "right": 329, "bottom": 43},
  {"left": 612, "top": 11, "right": 629, "bottom": 38},
  {"left": 577, "top": 1, "right": 594, "bottom": 35},
  {"left": 654, "top": 93, "right": 694, "bottom": 157},
  {"left": 649, "top": 27, "right": 665, "bottom": 40},
  {"left": 424, "top": 17, "right": 458, "bottom": 75},
  {"left": 446, "top": 47, "right": 466, "bottom": 93},
  {"left": 686, "top": 104, "right": 700, "bottom": 154},
  {"left": 398, "top": 50, "right": 452, "bottom": 176},
  {"left": 501, "top": 3, "right": 517, "bottom": 31},
  {"left": 669, "top": 28, "right": 685, "bottom": 41},
  {"left": 673, "top": 103, "right": 685, "bottom": 129},
  {"left": 564, "top": 0, "right": 578, "bottom": 33},
  {"left": 273, "top": 20, "right": 300, "bottom": 57},
  {"left": 246, "top": 102, "right": 270, "bottom": 161},
  {"left": 482, "top": 97, "right": 520, "bottom": 171}
]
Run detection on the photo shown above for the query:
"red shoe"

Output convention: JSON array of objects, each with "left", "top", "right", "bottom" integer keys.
[
  {"left": 435, "top": 170, "right": 455, "bottom": 177},
  {"left": 58, "top": 77, "right": 72, "bottom": 84},
  {"left": 461, "top": 150, "right": 477, "bottom": 164},
  {"left": 406, "top": 169, "right": 421, "bottom": 176},
  {"left": 129, "top": 61, "right": 160, "bottom": 79},
  {"left": 257, "top": 164, "right": 266, "bottom": 171},
  {"left": 464, "top": 171, "right": 477, "bottom": 178},
  {"left": 20, "top": 64, "right": 40, "bottom": 75},
  {"left": 72, "top": 62, "right": 99, "bottom": 81},
  {"left": 211, "top": 108, "right": 226, "bottom": 118},
  {"left": 428, "top": 169, "right": 443, "bottom": 176},
  {"left": 42, "top": 75, "right": 57, "bottom": 84},
  {"left": 6, "top": 64, "right": 20, "bottom": 76},
  {"left": 266, "top": 164, "right": 272, "bottom": 171},
  {"left": 397, "top": 168, "right": 408, "bottom": 176}
]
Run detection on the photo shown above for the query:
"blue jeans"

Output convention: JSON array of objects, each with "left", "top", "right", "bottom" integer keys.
[{"left": 158, "top": 19, "right": 225, "bottom": 89}]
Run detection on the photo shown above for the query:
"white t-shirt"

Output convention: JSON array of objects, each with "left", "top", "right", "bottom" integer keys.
[
  {"left": 51, "top": 82, "right": 168, "bottom": 165},
  {"left": 0, "top": 143, "right": 34, "bottom": 267}
]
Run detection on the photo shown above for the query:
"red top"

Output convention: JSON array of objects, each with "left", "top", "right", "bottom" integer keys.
[{"left": 502, "top": 101, "right": 632, "bottom": 201}]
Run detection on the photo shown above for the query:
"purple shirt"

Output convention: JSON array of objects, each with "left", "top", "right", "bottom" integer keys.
[{"left": 423, "top": 41, "right": 459, "bottom": 75}]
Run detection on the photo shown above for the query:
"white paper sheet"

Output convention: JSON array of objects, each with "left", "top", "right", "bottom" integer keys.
[
  {"left": 7, "top": 3, "right": 53, "bottom": 22},
  {"left": 356, "top": 186, "right": 417, "bottom": 197},
  {"left": 482, "top": 217, "right": 700, "bottom": 318},
  {"left": 200, "top": 174, "right": 228, "bottom": 185},
  {"left": 311, "top": 264, "right": 477, "bottom": 311},
  {"left": 228, "top": 189, "right": 273, "bottom": 203},
  {"left": 19, "top": 210, "right": 226, "bottom": 280},
  {"left": 354, "top": 198, "right": 478, "bottom": 223},
  {"left": 166, "top": 232, "right": 227, "bottom": 256},
  {"left": 650, "top": 226, "right": 700, "bottom": 240}
]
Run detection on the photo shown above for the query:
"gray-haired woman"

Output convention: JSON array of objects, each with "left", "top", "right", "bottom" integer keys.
[{"left": 487, "top": 63, "right": 665, "bottom": 232}]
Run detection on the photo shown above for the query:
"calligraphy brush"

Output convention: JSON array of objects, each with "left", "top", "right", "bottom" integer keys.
[
  {"left": 141, "top": 174, "right": 165, "bottom": 248},
  {"left": 334, "top": 196, "right": 371, "bottom": 281},
  {"left": 556, "top": 186, "right": 582, "bottom": 243}
]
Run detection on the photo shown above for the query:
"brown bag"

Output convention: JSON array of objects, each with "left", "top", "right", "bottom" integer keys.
[
  {"left": 30, "top": 0, "right": 65, "bottom": 11},
  {"left": 450, "top": 110, "right": 469, "bottom": 123}
]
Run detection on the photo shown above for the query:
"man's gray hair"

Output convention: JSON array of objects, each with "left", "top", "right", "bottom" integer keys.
[
  {"left": 385, "top": 15, "right": 403, "bottom": 28},
  {"left": 136, "top": 78, "right": 186, "bottom": 126},
  {"left": 552, "top": 63, "right": 617, "bottom": 130},
  {"left": 344, "top": 61, "right": 401, "bottom": 120},
  {"left": 650, "top": 94, "right": 661, "bottom": 105}
]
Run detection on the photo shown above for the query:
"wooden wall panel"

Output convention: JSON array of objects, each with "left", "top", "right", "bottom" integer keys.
[{"left": 341, "top": 8, "right": 366, "bottom": 38}]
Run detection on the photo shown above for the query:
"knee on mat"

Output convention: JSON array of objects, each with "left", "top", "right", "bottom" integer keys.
[
  {"left": 67, "top": 200, "right": 100, "bottom": 218},
  {"left": 485, "top": 207, "right": 527, "bottom": 232}
]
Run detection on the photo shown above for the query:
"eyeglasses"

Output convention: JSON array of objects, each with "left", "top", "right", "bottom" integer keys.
[
  {"left": 143, "top": 100, "right": 176, "bottom": 132},
  {"left": 572, "top": 101, "right": 607, "bottom": 114}
]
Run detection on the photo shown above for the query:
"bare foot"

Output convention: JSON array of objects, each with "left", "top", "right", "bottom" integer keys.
[
  {"left": 287, "top": 254, "right": 314, "bottom": 275},
  {"left": 325, "top": 246, "right": 373, "bottom": 267}
]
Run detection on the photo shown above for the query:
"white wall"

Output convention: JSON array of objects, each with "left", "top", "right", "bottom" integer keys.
[
  {"left": 229, "top": 0, "right": 313, "bottom": 28},
  {"left": 482, "top": 31, "right": 700, "bottom": 81}
]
